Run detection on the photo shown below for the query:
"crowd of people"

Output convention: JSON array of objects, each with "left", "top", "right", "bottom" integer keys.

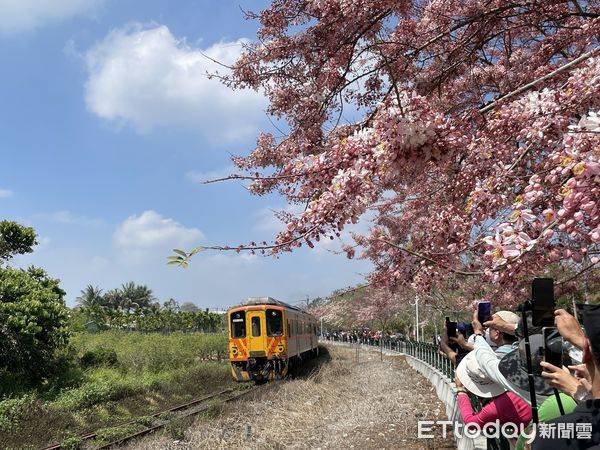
[
  {"left": 437, "top": 303, "right": 600, "bottom": 449},
  {"left": 319, "top": 300, "right": 599, "bottom": 448},
  {"left": 322, "top": 329, "right": 405, "bottom": 345}
]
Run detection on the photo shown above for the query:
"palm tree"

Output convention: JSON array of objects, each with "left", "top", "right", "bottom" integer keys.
[
  {"left": 103, "top": 288, "right": 125, "bottom": 311},
  {"left": 121, "top": 282, "right": 156, "bottom": 312},
  {"left": 76, "top": 285, "right": 104, "bottom": 308}
]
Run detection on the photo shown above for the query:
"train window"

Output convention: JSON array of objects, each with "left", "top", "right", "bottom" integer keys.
[
  {"left": 287, "top": 320, "right": 291, "bottom": 337},
  {"left": 230, "top": 311, "right": 246, "bottom": 338},
  {"left": 266, "top": 309, "right": 283, "bottom": 336},
  {"left": 251, "top": 316, "right": 261, "bottom": 337}
]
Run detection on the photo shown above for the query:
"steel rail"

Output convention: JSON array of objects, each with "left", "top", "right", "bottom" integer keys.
[
  {"left": 39, "top": 387, "right": 241, "bottom": 450},
  {"left": 95, "top": 386, "right": 262, "bottom": 449}
]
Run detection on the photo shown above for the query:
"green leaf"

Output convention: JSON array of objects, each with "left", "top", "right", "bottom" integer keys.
[{"left": 172, "top": 249, "right": 187, "bottom": 257}]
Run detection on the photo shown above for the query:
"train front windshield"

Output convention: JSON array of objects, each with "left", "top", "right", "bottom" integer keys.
[
  {"left": 266, "top": 309, "right": 283, "bottom": 336},
  {"left": 230, "top": 311, "right": 246, "bottom": 338}
]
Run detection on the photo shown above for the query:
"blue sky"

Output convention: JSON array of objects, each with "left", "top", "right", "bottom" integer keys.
[{"left": 0, "top": 0, "right": 373, "bottom": 309}]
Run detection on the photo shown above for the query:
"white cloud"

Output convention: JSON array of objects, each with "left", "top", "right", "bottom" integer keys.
[
  {"left": 113, "top": 210, "right": 203, "bottom": 251},
  {"left": 0, "top": 0, "right": 103, "bottom": 34},
  {"left": 84, "top": 24, "right": 267, "bottom": 140},
  {"left": 0, "top": 188, "right": 13, "bottom": 198}
]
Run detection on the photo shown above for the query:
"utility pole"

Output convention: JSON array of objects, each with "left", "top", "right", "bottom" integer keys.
[
  {"left": 408, "top": 295, "right": 420, "bottom": 342},
  {"left": 415, "top": 296, "right": 420, "bottom": 342}
]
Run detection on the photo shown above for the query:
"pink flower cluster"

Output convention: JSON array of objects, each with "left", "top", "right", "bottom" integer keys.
[{"left": 214, "top": 0, "right": 600, "bottom": 307}]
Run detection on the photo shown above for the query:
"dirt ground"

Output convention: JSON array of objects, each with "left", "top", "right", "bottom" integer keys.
[{"left": 124, "top": 344, "right": 456, "bottom": 449}]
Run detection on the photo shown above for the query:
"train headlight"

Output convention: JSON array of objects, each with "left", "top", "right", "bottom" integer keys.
[
  {"left": 232, "top": 348, "right": 238, "bottom": 355},
  {"left": 277, "top": 345, "right": 284, "bottom": 352}
]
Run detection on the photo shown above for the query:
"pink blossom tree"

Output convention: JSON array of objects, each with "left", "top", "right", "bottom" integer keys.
[
  {"left": 311, "top": 286, "right": 366, "bottom": 331},
  {"left": 354, "top": 286, "right": 409, "bottom": 358},
  {"left": 174, "top": 0, "right": 600, "bottom": 305},
  {"left": 355, "top": 287, "right": 407, "bottom": 334}
]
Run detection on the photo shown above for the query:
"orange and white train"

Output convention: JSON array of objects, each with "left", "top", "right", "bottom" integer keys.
[{"left": 227, "top": 297, "right": 319, "bottom": 381}]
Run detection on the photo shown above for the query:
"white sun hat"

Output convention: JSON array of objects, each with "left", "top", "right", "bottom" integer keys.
[
  {"left": 495, "top": 310, "right": 520, "bottom": 326},
  {"left": 456, "top": 351, "right": 507, "bottom": 398}
]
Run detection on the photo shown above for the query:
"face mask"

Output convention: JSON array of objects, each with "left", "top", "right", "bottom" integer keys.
[{"left": 485, "top": 328, "right": 497, "bottom": 348}]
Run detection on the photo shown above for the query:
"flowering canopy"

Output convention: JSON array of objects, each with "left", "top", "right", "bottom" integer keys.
[
  {"left": 196, "top": 0, "right": 600, "bottom": 304},
  {"left": 311, "top": 285, "right": 409, "bottom": 330}
]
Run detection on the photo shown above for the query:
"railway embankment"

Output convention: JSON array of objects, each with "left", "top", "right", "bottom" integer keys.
[{"left": 126, "top": 345, "right": 454, "bottom": 449}]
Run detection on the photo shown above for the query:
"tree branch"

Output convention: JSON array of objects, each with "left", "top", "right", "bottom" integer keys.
[
  {"left": 556, "top": 261, "right": 599, "bottom": 285},
  {"left": 479, "top": 48, "right": 600, "bottom": 113},
  {"left": 377, "top": 238, "right": 485, "bottom": 276}
]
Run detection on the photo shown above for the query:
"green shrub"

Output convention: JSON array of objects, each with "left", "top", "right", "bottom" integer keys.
[
  {"left": 0, "top": 394, "right": 35, "bottom": 432},
  {"left": 0, "top": 267, "right": 70, "bottom": 380},
  {"left": 54, "top": 379, "right": 136, "bottom": 410},
  {"left": 60, "top": 435, "right": 83, "bottom": 450},
  {"left": 80, "top": 347, "right": 118, "bottom": 368},
  {"left": 94, "top": 424, "right": 141, "bottom": 443},
  {"left": 137, "top": 415, "right": 158, "bottom": 427},
  {"left": 164, "top": 417, "right": 186, "bottom": 440}
]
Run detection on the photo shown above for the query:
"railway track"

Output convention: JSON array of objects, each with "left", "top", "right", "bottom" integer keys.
[{"left": 41, "top": 386, "right": 262, "bottom": 450}]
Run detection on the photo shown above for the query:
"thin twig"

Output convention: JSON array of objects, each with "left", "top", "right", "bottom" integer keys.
[
  {"left": 479, "top": 48, "right": 599, "bottom": 113},
  {"left": 377, "top": 238, "right": 485, "bottom": 276},
  {"left": 201, "top": 165, "right": 334, "bottom": 184},
  {"left": 557, "top": 261, "right": 600, "bottom": 285}
]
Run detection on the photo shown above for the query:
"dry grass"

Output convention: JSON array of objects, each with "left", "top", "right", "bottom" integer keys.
[{"left": 125, "top": 345, "right": 455, "bottom": 450}]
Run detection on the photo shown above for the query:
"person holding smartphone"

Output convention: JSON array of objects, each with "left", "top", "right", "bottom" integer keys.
[
  {"left": 476, "top": 308, "right": 521, "bottom": 355},
  {"left": 470, "top": 308, "right": 554, "bottom": 406},
  {"left": 540, "top": 309, "right": 593, "bottom": 403},
  {"left": 533, "top": 305, "right": 600, "bottom": 449}
]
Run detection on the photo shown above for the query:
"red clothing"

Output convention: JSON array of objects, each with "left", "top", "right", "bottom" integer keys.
[{"left": 458, "top": 391, "right": 532, "bottom": 428}]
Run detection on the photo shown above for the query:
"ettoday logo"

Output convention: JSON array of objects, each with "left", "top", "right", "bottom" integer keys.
[
  {"left": 418, "top": 420, "right": 535, "bottom": 443},
  {"left": 417, "top": 420, "right": 593, "bottom": 443}
]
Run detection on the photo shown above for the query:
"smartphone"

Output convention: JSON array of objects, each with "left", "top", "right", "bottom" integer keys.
[
  {"left": 477, "top": 301, "right": 492, "bottom": 324},
  {"left": 543, "top": 327, "right": 563, "bottom": 368},
  {"left": 532, "top": 278, "right": 555, "bottom": 327},
  {"left": 447, "top": 321, "right": 457, "bottom": 339}
]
